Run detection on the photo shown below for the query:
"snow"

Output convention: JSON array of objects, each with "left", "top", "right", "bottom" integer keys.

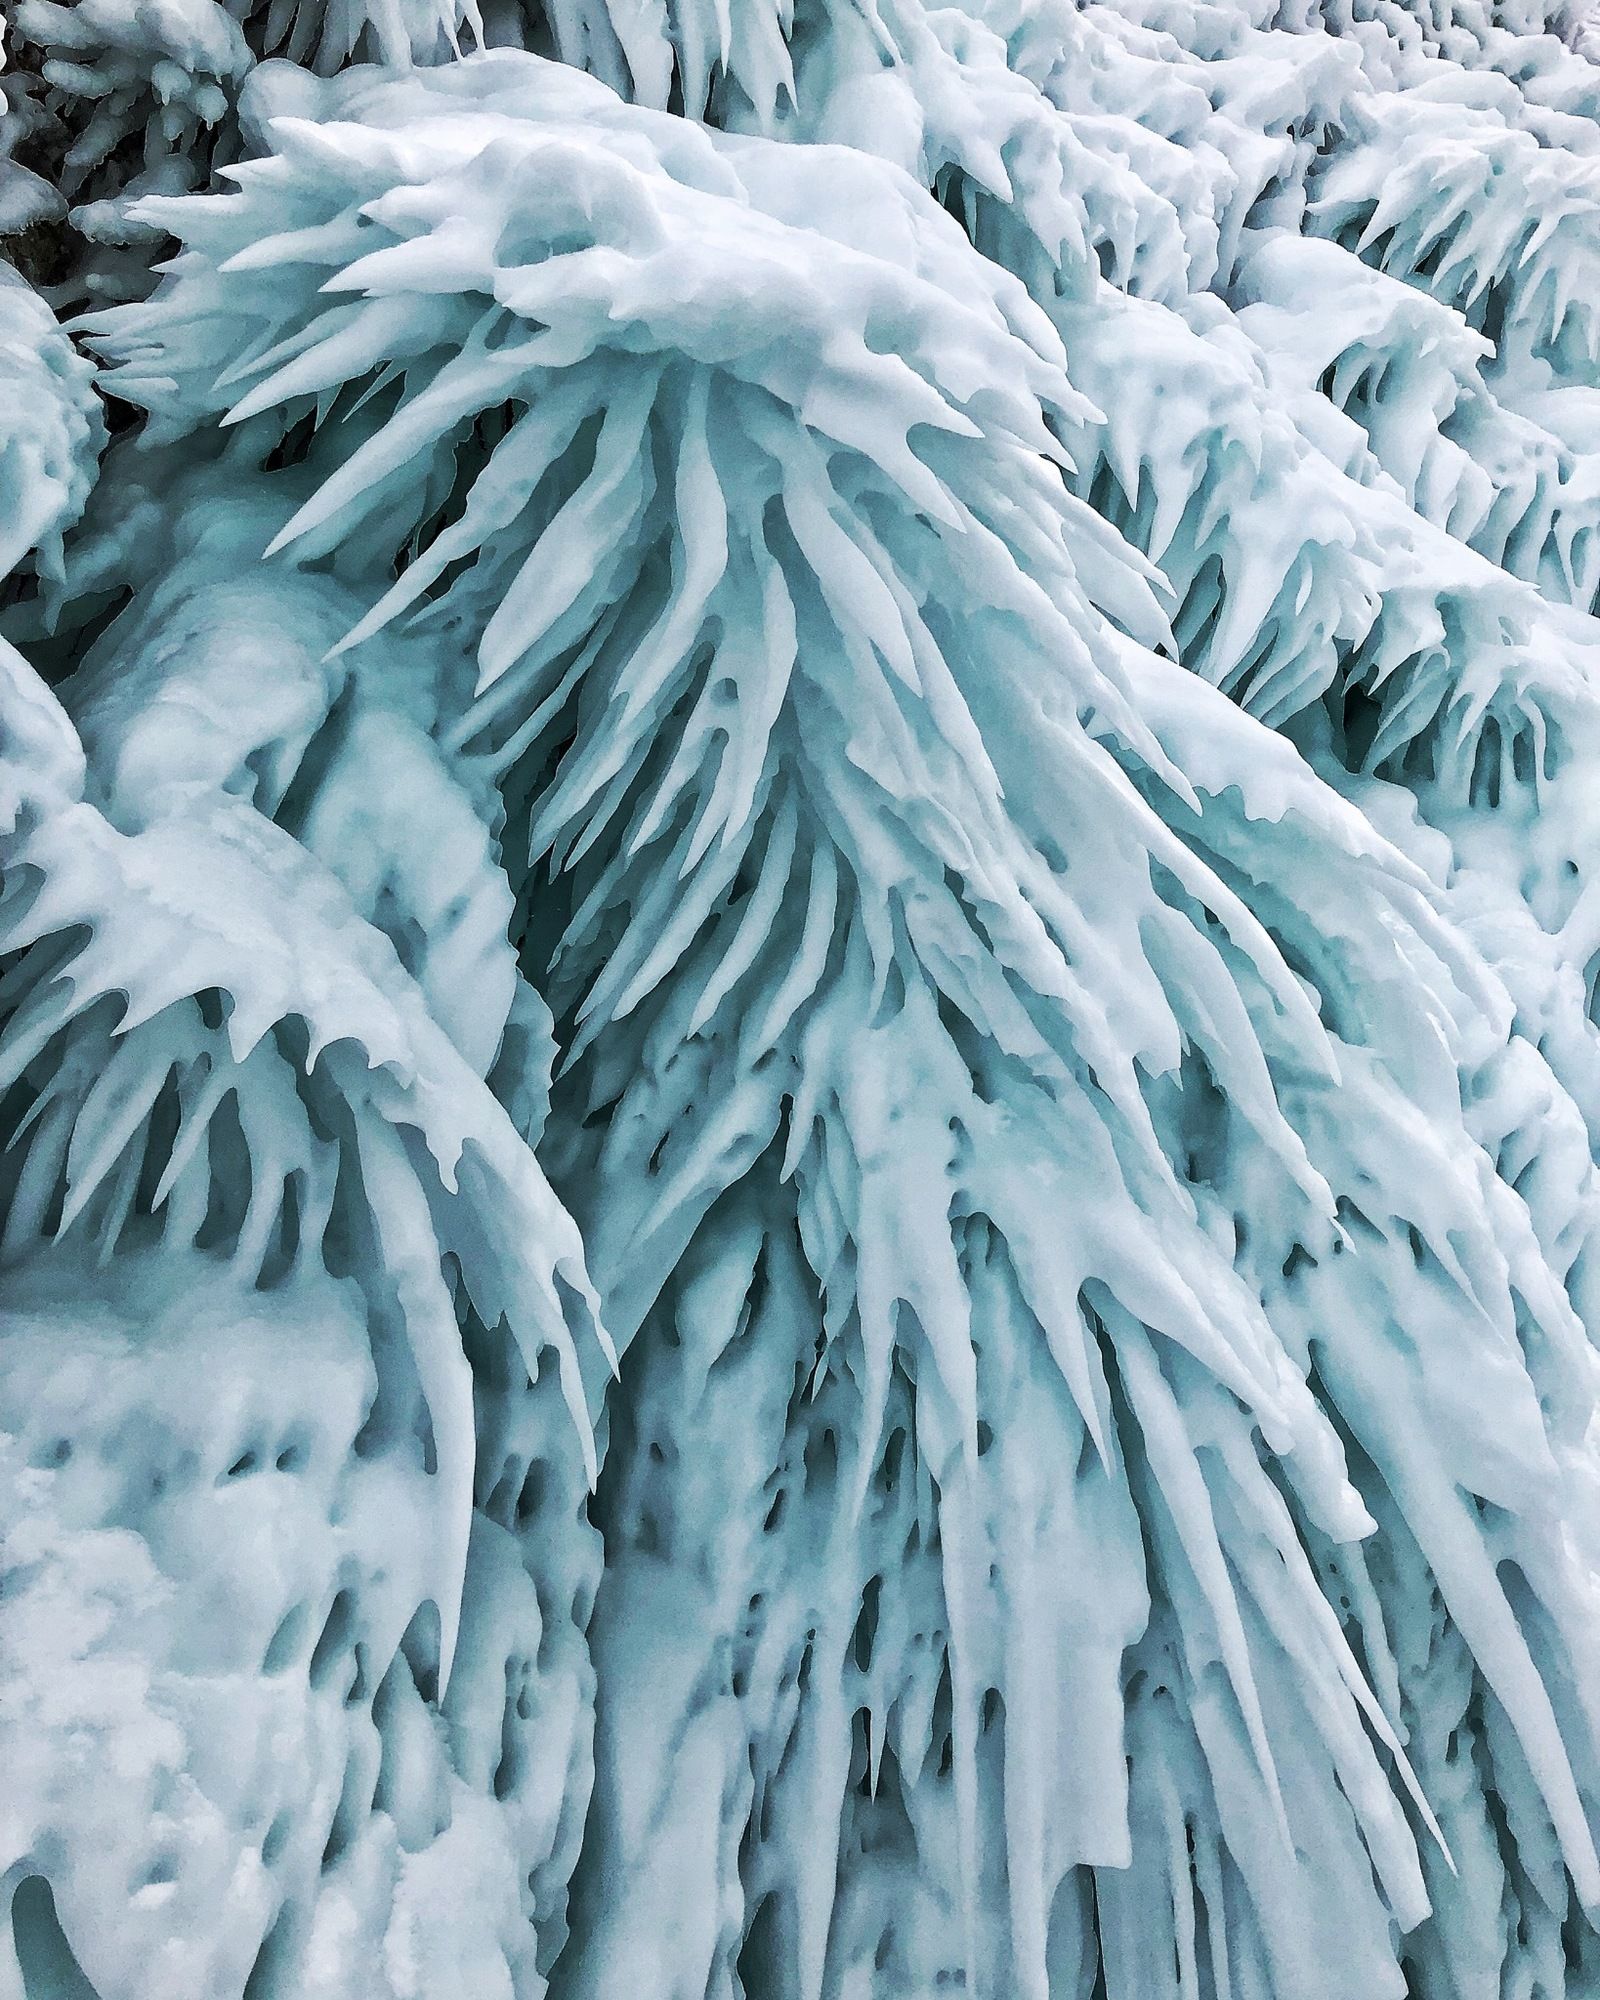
[{"left": 3, "top": 0, "right": 1600, "bottom": 1994}]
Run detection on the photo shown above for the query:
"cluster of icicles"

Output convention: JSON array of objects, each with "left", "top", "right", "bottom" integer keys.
[{"left": 3, "top": 0, "right": 1600, "bottom": 1994}]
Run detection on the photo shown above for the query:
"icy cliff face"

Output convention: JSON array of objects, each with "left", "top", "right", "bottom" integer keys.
[{"left": 4, "top": 1, "right": 1600, "bottom": 1997}]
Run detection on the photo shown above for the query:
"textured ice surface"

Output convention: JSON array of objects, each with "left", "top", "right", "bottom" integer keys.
[
  {"left": 0, "top": 264, "right": 100, "bottom": 578},
  {"left": 5, "top": 0, "right": 1600, "bottom": 1996}
]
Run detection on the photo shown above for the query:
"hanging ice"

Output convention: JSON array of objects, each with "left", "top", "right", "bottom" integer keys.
[{"left": 3, "top": 0, "right": 1600, "bottom": 1995}]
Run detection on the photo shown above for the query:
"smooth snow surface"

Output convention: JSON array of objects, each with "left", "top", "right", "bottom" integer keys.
[{"left": 5, "top": 0, "right": 1600, "bottom": 1995}]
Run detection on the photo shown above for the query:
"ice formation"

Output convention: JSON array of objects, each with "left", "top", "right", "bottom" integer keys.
[{"left": 5, "top": 0, "right": 1600, "bottom": 1995}]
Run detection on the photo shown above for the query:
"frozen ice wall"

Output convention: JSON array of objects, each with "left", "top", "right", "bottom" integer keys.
[{"left": 4, "top": 0, "right": 1600, "bottom": 1996}]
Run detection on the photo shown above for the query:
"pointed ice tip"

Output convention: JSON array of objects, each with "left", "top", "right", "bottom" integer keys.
[
  {"left": 436, "top": 1596, "right": 460, "bottom": 1703},
  {"left": 574, "top": 1273, "right": 621, "bottom": 1381},
  {"left": 323, "top": 619, "right": 372, "bottom": 661},
  {"left": 55, "top": 1173, "right": 97, "bottom": 1237}
]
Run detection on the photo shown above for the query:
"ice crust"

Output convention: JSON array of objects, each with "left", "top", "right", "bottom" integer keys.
[{"left": 4, "top": 0, "right": 1600, "bottom": 1995}]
